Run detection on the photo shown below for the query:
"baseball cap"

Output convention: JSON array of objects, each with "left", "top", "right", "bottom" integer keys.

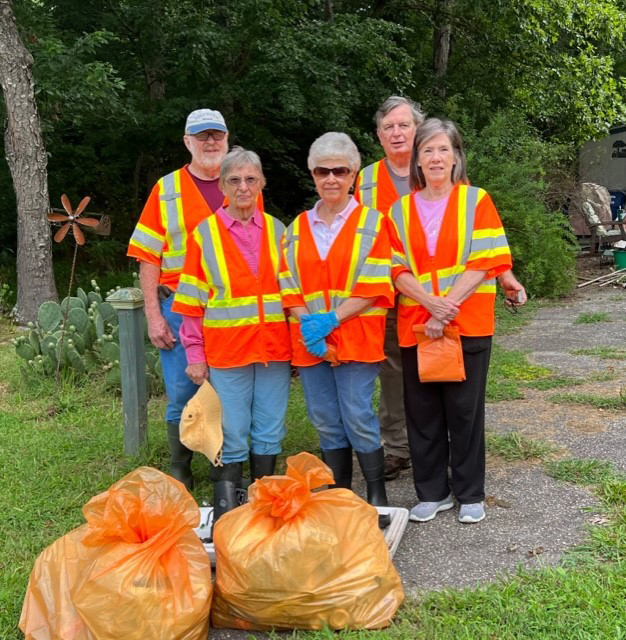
[{"left": 185, "top": 109, "right": 228, "bottom": 135}]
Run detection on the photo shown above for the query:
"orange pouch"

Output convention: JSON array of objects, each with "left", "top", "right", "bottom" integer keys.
[{"left": 412, "top": 324, "right": 466, "bottom": 382}]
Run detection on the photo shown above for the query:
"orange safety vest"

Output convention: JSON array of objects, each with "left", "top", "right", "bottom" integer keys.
[
  {"left": 280, "top": 205, "right": 394, "bottom": 366},
  {"left": 172, "top": 211, "right": 290, "bottom": 368},
  {"left": 355, "top": 159, "right": 402, "bottom": 214},
  {"left": 127, "top": 165, "right": 264, "bottom": 290},
  {"left": 389, "top": 184, "right": 512, "bottom": 344}
]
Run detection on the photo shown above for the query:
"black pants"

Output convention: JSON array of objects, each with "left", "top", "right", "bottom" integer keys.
[{"left": 400, "top": 336, "right": 492, "bottom": 504}]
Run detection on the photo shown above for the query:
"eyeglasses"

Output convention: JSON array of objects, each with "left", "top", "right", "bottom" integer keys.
[
  {"left": 312, "top": 166, "right": 352, "bottom": 178},
  {"left": 192, "top": 130, "right": 226, "bottom": 141},
  {"left": 225, "top": 176, "right": 260, "bottom": 187}
]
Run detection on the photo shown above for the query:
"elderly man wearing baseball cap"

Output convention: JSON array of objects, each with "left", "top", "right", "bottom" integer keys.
[{"left": 128, "top": 108, "right": 233, "bottom": 490}]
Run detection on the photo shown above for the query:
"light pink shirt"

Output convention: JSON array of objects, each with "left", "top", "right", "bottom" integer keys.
[
  {"left": 307, "top": 196, "right": 359, "bottom": 259},
  {"left": 414, "top": 192, "right": 450, "bottom": 257},
  {"left": 180, "top": 206, "right": 264, "bottom": 364}
]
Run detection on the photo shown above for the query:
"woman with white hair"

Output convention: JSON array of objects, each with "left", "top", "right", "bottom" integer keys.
[
  {"left": 173, "top": 147, "right": 291, "bottom": 531},
  {"left": 279, "top": 132, "right": 394, "bottom": 528}
]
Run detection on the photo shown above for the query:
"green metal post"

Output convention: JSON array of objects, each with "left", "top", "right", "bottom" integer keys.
[{"left": 106, "top": 288, "right": 148, "bottom": 455}]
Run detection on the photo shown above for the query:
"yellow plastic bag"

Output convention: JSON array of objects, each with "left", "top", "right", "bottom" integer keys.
[
  {"left": 211, "top": 452, "right": 404, "bottom": 631},
  {"left": 20, "top": 466, "right": 212, "bottom": 640}
]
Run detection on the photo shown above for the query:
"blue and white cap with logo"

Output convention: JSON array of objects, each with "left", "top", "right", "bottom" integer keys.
[{"left": 185, "top": 109, "right": 228, "bottom": 135}]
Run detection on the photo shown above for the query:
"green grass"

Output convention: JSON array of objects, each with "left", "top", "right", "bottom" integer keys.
[
  {"left": 493, "top": 297, "right": 541, "bottom": 336},
  {"left": 486, "top": 432, "right": 555, "bottom": 461},
  {"left": 546, "top": 458, "right": 615, "bottom": 486},
  {"left": 524, "top": 376, "right": 584, "bottom": 390},
  {"left": 486, "top": 344, "right": 551, "bottom": 402},
  {"left": 549, "top": 390, "right": 626, "bottom": 410},
  {"left": 574, "top": 311, "right": 613, "bottom": 325},
  {"left": 571, "top": 347, "right": 626, "bottom": 361}
]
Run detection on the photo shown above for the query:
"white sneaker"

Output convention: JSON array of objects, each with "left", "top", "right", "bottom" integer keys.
[
  {"left": 409, "top": 494, "right": 454, "bottom": 522},
  {"left": 458, "top": 502, "right": 486, "bottom": 523}
]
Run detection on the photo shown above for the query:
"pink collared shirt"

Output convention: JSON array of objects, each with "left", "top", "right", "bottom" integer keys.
[
  {"left": 414, "top": 192, "right": 450, "bottom": 257},
  {"left": 180, "top": 206, "right": 264, "bottom": 364},
  {"left": 306, "top": 196, "right": 359, "bottom": 259}
]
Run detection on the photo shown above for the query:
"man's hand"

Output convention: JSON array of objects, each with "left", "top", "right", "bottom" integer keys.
[
  {"left": 186, "top": 362, "right": 208, "bottom": 385},
  {"left": 424, "top": 316, "right": 445, "bottom": 339},
  {"left": 147, "top": 313, "right": 176, "bottom": 350},
  {"left": 425, "top": 296, "right": 459, "bottom": 324},
  {"left": 498, "top": 270, "right": 527, "bottom": 306}
]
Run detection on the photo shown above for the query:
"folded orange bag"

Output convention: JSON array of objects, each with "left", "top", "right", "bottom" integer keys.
[
  {"left": 412, "top": 324, "right": 466, "bottom": 382},
  {"left": 211, "top": 452, "right": 404, "bottom": 631},
  {"left": 20, "top": 467, "right": 212, "bottom": 640}
]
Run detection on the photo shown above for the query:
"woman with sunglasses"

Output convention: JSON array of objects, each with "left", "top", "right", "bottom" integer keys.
[
  {"left": 279, "top": 132, "right": 395, "bottom": 528},
  {"left": 173, "top": 147, "right": 291, "bottom": 531}
]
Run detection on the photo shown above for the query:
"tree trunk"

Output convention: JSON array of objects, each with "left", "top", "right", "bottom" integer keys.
[
  {"left": 0, "top": 0, "right": 57, "bottom": 323},
  {"left": 433, "top": 0, "right": 453, "bottom": 99}
]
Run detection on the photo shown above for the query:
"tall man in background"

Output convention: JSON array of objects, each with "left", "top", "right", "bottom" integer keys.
[
  {"left": 127, "top": 109, "right": 230, "bottom": 489},
  {"left": 356, "top": 96, "right": 527, "bottom": 480}
]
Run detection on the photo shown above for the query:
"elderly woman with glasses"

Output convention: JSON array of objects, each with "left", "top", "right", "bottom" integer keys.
[
  {"left": 173, "top": 146, "right": 291, "bottom": 530},
  {"left": 279, "top": 132, "right": 395, "bottom": 528},
  {"left": 389, "top": 118, "right": 512, "bottom": 524}
]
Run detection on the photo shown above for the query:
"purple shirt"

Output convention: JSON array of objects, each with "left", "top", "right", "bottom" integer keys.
[
  {"left": 186, "top": 167, "right": 224, "bottom": 212},
  {"left": 180, "top": 206, "right": 264, "bottom": 364},
  {"left": 414, "top": 192, "right": 450, "bottom": 257},
  {"left": 307, "top": 196, "right": 359, "bottom": 259}
]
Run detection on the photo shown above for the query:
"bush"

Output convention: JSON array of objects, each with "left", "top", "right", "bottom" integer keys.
[{"left": 463, "top": 110, "right": 578, "bottom": 298}]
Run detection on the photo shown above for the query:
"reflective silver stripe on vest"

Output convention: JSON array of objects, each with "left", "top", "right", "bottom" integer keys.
[
  {"left": 159, "top": 171, "right": 184, "bottom": 253},
  {"left": 357, "top": 163, "right": 377, "bottom": 207},
  {"left": 459, "top": 186, "right": 479, "bottom": 265},
  {"left": 176, "top": 279, "right": 208, "bottom": 306},
  {"left": 359, "top": 261, "right": 390, "bottom": 279},
  {"left": 195, "top": 218, "right": 228, "bottom": 300},
  {"left": 390, "top": 197, "right": 412, "bottom": 268},
  {"left": 347, "top": 207, "right": 382, "bottom": 290},
  {"left": 470, "top": 235, "right": 509, "bottom": 252},
  {"left": 129, "top": 228, "right": 163, "bottom": 253},
  {"left": 283, "top": 223, "right": 301, "bottom": 290},
  {"left": 161, "top": 254, "right": 185, "bottom": 270}
]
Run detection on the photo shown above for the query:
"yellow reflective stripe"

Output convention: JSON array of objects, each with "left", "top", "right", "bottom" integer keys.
[
  {"left": 130, "top": 239, "right": 161, "bottom": 257},
  {"left": 207, "top": 216, "right": 231, "bottom": 300},
  {"left": 357, "top": 276, "right": 389, "bottom": 284},
  {"left": 468, "top": 247, "right": 511, "bottom": 261},
  {"left": 304, "top": 291, "right": 326, "bottom": 303},
  {"left": 265, "top": 313, "right": 287, "bottom": 323},
  {"left": 364, "top": 257, "right": 390, "bottom": 266},
  {"left": 476, "top": 284, "right": 497, "bottom": 293},
  {"left": 136, "top": 223, "right": 164, "bottom": 242},
  {"left": 344, "top": 206, "right": 369, "bottom": 291},
  {"left": 472, "top": 227, "right": 505, "bottom": 240},
  {"left": 456, "top": 184, "right": 468, "bottom": 267},
  {"left": 204, "top": 317, "right": 260, "bottom": 328},
  {"left": 179, "top": 274, "right": 209, "bottom": 293},
  {"left": 363, "top": 307, "right": 387, "bottom": 316},
  {"left": 436, "top": 264, "right": 465, "bottom": 279},
  {"left": 402, "top": 196, "right": 419, "bottom": 276},
  {"left": 174, "top": 293, "right": 203, "bottom": 307},
  {"left": 398, "top": 294, "right": 421, "bottom": 307},
  {"left": 281, "top": 287, "right": 300, "bottom": 296},
  {"left": 264, "top": 213, "right": 279, "bottom": 273},
  {"left": 173, "top": 171, "right": 186, "bottom": 255},
  {"left": 371, "top": 161, "right": 380, "bottom": 209},
  {"left": 210, "top": 295, "right": 258, "bottom": 307}
]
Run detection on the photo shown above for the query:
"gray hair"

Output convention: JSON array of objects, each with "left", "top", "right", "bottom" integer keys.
[
  {"left": 375, "top": 96, "right": 424, "bottom": 129},
  {"left": 410, "top": 118, "right": 468, "bottom": 191},
  {"left": 219, "top": 146, "right": 266, "bottom": 189},
  {"left": 307, "top": 132, "right": 361, "bottom": 172}
]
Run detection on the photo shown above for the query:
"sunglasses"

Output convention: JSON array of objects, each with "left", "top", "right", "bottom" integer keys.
[
  {"left": 225, "top": 176, "right": 260, "bottom": 187},
  {"left": 192, "top": 130, "right": 226, "bottom": 141},
  {"left": 312, "top": 166, "right": 352, "bottom": 178}
]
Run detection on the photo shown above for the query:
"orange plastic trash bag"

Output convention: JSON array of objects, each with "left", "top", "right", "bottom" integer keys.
[
  {"left": 211, "top": 452, "right": 404, "bottom": 631},
  {"left": 413, "top": 323, "right": 466, "bottom": 382},
  {"left": 19, "top": 466, "right": 212, "bottom": 640}
]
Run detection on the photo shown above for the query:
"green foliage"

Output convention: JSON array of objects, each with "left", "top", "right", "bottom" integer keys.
[
  {"left": 549, "top": 389, "right": 626, "bottom": 410},
  {"left": 571, "top": 347, "right": 626, "bottom": 360},
  {"left": 487, "top": 343, "right": 551, "bottom": 401},
  {"left": 574, "top": 312, "right": 613, "bottom": 324},
  {"left": 464, "top": 111, "right": 578, "bottom": 298},
  {"left": 12, "top": 281, "right": 162, "bottom": 395},
  {"left": 547, "top": 458, "right": 615, "bottom": 486}
]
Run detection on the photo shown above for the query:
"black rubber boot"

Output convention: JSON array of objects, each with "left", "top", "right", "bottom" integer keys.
[
  {"left": 321, "top": 447, "right": 353, "bottom": 489},
  {"left": 210, "top": 462, "right": 243, "bottom": 539},
  {"left": 166, "top": 422, "right": 194, "bottom": 490},
  {"left": 356, "top": 447, "right": 391, "bottom": 529},
  {"left": 250, "top": 453, "right": 277, "bottom": 481}
]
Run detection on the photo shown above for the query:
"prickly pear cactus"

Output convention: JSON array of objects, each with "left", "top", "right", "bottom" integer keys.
[{"left": 15, "top": 280, "right": 163, "bottom": 396}]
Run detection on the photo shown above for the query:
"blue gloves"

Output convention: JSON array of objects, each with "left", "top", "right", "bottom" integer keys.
[
  {"left": 306, "top": 338, "right": 328, "bottom": 358},
  {"left": 300, "top": 311, "right": 340, "bottom": 347}
]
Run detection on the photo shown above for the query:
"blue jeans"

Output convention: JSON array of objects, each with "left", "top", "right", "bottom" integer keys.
[
  {"left": 159, "top": 294, "right": 199, "bottom": 424},
  {"left": 209, "top": 361, "right": 291, "bottom": 464},
  {"left": 298, "top": 361, "right": 381, "bottom": 453}
]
